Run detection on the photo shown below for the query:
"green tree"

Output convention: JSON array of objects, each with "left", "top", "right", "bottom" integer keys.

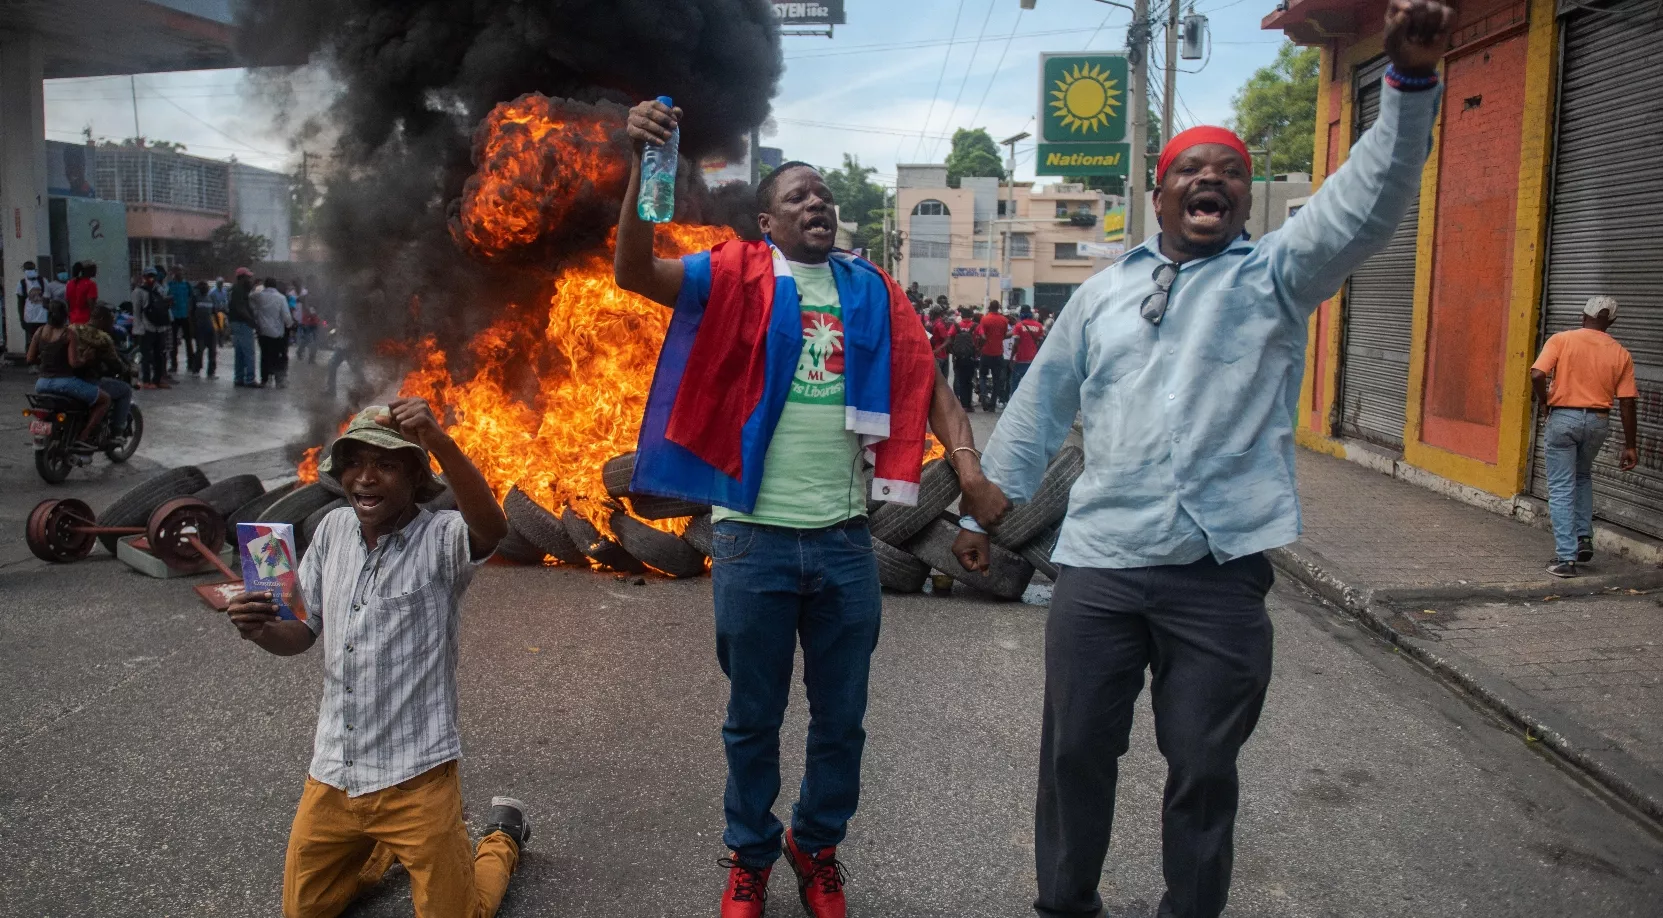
[
  {"left": 1229, "top": 41, "right": 1320, "bottom": 175},
  {"left": 945, "top": 128, "right": 1005, "bottom": 188},
  {"left": 207, "top": 222, "right": 272, "bottom": 276},
  {"left": 820, "top": 154, "right": 888, "bottom": 257},
  {"left": 291, "top": 158, "right": 321, "bottom": 237}
]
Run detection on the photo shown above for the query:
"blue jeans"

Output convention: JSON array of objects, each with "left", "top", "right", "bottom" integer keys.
[
  {"left": 1544, "top": 408, "right": 1610, "bottom": 561},
  {"left": 231, "top": 321, "right": 256, "bottom": 384},
  {"left": 98, "top": 378, "right": 133, "bottom": 433},
  {"left": 710, "top": 519, "right": 882, "bottom": 867},
  {"left": 1010, "top": 360, "right": 1032, "bottom": 394}
]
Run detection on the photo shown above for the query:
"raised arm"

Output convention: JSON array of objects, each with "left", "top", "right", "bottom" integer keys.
[
  {"left": 1260, "top": 0, "right": 1453, "bottom": 311},
  {"left": 614, "top": 99, "right": 687, "bottom": 308},
  {"left": 380, "top": 397, "right": 508, "bottom": 558}
]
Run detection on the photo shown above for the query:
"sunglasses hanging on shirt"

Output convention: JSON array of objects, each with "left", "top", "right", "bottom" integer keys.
[{"left": 1141, "top": 262, "right": 1179, "bottom": 325}]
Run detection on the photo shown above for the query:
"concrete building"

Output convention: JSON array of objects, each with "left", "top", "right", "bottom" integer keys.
[
  {"left": 1264, "top": 0, "right": 1663, "bottom": 541},
  {"left": 2, "top": 0, "right": 250, "bottom": 356},
  {"left": 895, "top": 164, "right": 1114, "bottom": 314}
]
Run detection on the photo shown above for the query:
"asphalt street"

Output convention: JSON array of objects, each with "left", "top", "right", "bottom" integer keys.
[{"left": 2, "top": 552, "right": 1661, "bottom": 917}]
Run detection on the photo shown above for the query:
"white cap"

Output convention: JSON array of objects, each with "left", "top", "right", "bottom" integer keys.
[{"left": 1584, "top": 295, "right": 1618, "bottom": 319}]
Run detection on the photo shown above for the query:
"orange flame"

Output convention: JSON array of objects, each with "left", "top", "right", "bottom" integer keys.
[{"left": 296, "top": 446, "right": 321, "bottom": 484}]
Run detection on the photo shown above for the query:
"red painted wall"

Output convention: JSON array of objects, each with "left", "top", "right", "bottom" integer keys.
[{"left": 1419, "top": 33, "right": 1528, "bottom": 463}]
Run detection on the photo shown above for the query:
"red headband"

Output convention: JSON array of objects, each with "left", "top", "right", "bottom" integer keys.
[{"left": 1156, "top": 126, "right": 1251, "bottom": 185}]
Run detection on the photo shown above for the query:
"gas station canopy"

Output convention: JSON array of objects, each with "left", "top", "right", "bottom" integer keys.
[{"left": 18, "top": 0, "right": 240, "bottom": 79}]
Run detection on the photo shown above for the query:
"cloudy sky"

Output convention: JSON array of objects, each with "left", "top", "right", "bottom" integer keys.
[{"left": 43, "top": 0, "right": 1288, "bottom": 187}]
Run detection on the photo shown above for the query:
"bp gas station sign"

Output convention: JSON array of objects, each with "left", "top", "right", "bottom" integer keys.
[{"left": 1036, "top": 53, "right": 1130, "bottom": 177}]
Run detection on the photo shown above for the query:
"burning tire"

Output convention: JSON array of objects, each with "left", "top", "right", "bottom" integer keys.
[
  {"left": 874, "top": 537, "right": 929, "bottom": 593},
  {"left": 868, "top": 459, "right": 961, "bottom": 546},
  {"left": 627, "top": 494, "right": 709, "bottom": 521},
  {"left": 192, "top": 475, "right": 266, "bottom": 519},
  {"left": 494, "top": 524, "right": 549, "bottom": 566},
  {"left": 602, "top": 453, "right": 637, "bottom": 498},
  {"left": 301, "top": 499, "right": 349, "bottom": 554},
  {"left": 262, "top": 484, "right": 342, "bottom": 529},
  {"left": 228, "top": 481, "right": 299, "bottom": 528},
  {"left": 992, "top": 445, "right": 1084, "bottom": 550},
  {"left": 906, "top": 516, "right": 1034, "bottom": 601},
  {"left": 681, "top": 513, "right": 714, "bottom": 557},
  {"left": 1020, "top": 525, "right": 1061, "bottom": 581},
  {"left": 610, "top": 512, "right": 708, "bottom": 578},
  {"left": 562, "top": 508, "right": 647, "bottom": 574},
  {"left": 95, "top": 466, "right": 211, "bottom": 554},
  {"left": 502, "top": 486, "right": 588, "bottom": 566}
]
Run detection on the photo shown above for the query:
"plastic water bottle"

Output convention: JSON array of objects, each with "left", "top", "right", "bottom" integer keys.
[{"left": 637, "top": 95, "right": 679, "bottom": 224}]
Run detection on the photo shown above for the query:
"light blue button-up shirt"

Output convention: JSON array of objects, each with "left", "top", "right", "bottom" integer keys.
[{"left": 979, "top": 82, "right": 1441, "bottom": 569}]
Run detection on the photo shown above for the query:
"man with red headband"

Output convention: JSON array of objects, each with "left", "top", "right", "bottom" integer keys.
[{"left": 954, "top": 1, "right": 1454, "bottom": 915}]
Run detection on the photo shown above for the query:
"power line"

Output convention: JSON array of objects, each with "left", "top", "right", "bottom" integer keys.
[
  {"left": 964, "top": 7, "right": 1028, "bottom": 140},
  {"left": 788, "top": 25, "right": 1085, "bottom": 60},
  {"left": 928, "top": 0, "right": 999, "bottom": 161},
  {"left": 911, "top": 0, "right": 969, "bottom": 162}
]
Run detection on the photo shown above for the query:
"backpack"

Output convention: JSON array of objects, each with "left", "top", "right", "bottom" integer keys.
[
  {"left": 141, "top": 288, "right": 170, "bottom": 327},
  {"left": 947, "top": 323, "right": 977, "bottom": 360}
]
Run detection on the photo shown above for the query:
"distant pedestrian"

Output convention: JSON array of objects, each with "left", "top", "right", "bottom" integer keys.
[
  {"left": 950, "top": 306, "right": 980, "bottom": 411},
  {"left": 252, "top": 275, "right": 295, "bottom": 388},
  {"left": 1008, "top": 306, "right": 1046, "bottom": 395},
  {"left": 295, "top": 279, "right": 324, "bottom": 364},
  {"left": 166, "top": 265, "right": 196, "bottom": 375},
  {"left": 228, "top": 269, "right": 259, "bottom": 387},
  {"left": 17, "top": 261, "right": 47, "bottom": 351},
  {"left": 976, "top": 300, "right": 1009, "bottom": 410},
  {"left": 221, "top": 398, "right": 529, "bottom": 918},
  {"left": 133, "top": 269, "right": 172, "bottom": 389},
  {"left": 66, "top": 261, "right": 99, "bottom": 326},
  {"left": 189, "top": 280, "right": 218, "bottom": 378},
  {"left": 1531, "top": 295, "right": 1640, "bottom": 578},
  {"left": 209, "top": 277, "right": 230, "bottom": 346}
]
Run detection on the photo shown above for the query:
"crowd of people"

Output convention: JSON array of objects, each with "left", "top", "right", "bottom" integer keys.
[
  {"left": 123, "top": 265, "right": 324, "bottom": 390},
  {"left": 904, "top": 284, "right": 1052, "bottom": 415}
]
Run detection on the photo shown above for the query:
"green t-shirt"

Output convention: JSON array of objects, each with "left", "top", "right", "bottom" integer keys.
[{"left": 713, "top": 261, "right": 866, "bottom": 528}]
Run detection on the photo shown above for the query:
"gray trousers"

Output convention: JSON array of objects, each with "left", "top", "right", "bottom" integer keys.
[{"left": 1035, "top": 555, "right": 1275, "bottom": 918}]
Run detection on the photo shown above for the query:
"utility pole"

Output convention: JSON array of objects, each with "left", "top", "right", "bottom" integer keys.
[
  {"left": 129, "top": 75, "right": 141, "bottom": 141},
  {"left": 1163, "top": 0, "right": 1179, "bottom": 146},
  {"left": 1125, "top": 0, "right": 1150, "bottom": 245},
  {"left": 999, "top": 131, "right": 1030, "bottom": 307}
]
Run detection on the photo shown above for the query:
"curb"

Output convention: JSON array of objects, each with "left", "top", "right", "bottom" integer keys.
[{"left": 1268, "top": 542, "right": 1663, "bottom": 826}]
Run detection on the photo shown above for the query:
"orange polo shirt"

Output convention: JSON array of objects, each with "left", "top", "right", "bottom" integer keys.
[{"left": 1531, "top": 328, "right": 1638, "bottom": 410}]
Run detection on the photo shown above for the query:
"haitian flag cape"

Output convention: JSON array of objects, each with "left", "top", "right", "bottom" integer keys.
[{"left": 631, "top": 238, "right": 934, "bottom": 514}]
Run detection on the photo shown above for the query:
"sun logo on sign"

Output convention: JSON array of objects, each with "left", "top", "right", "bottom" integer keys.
[{"left": 1050, "top": 62, "right": 1121, "bottom": 134}]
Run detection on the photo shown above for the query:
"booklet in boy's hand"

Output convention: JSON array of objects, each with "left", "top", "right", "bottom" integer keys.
[{"left": 237, "top": 522, "right": 309, "bottom": 622}]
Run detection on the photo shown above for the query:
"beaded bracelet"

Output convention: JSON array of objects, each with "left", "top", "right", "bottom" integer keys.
[{"left": 1385, "top": 65, "right": 1440, "bottom": 92}]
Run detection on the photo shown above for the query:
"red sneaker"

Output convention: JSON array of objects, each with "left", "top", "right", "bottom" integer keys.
[
  {"left": 783, "top": 829, "right": 846, "bottom": 918},
  {"left": 719, "top": 855, "right": 771, "bottom": 918}
]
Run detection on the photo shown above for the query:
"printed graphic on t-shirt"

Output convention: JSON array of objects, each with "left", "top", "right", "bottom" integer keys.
[{"left": 792, "top": 303, "right": 846, "bottom": 405}]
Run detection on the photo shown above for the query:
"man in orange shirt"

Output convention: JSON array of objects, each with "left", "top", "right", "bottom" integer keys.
[{"left": 1530, "top": 295, "right": 1640, "bottom": 578}]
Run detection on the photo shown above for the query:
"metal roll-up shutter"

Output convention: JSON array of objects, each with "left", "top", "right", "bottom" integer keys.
[
  {"left": 1528, "top": 0, "right": 1663, "bottom": 537},
  {"left": 1335, "top": 56, "right": 1417, "bottom": 449}
]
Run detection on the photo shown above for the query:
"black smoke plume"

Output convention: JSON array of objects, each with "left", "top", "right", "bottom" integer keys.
[{"left": 235, "top": 0, "right": 781, "bottom": 412}]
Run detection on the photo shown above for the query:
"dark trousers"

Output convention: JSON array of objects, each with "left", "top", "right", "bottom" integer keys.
[
  {"left": 190, "top": 312, "right": 217, "bottom": 376},
  {"left": 169, "top": 316, "right": 195, "bottom": 372},
  {"left": 258, "top": 334, "right": 288, "bottom": 384},
  {"left": 710, "top": 519, "right": 883, "bottom": 867},
  {"left": 978, "top": 354, "right": 1005, "bottom": 407},
  {"left": 1035, "top": 556, "right": 1275, "bottom": 918},
  {"left": 140, "top": 331, "right": 168, "bottom": 384},
  {"left": 952, "top": 357, "right": 978, "bottom": 410}
]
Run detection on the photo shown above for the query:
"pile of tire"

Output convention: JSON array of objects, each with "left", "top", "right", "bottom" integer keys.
[
  {"left": 494, "top": 446, "right": 1085, "bottom": 602},
  {"left": 497, "top": 452, "right": 712, "bottom": 578}
]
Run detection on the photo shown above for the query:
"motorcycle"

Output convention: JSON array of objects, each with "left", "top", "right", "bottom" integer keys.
[{"left": 25, "top": 393, "right": 144, "bottom": 484}]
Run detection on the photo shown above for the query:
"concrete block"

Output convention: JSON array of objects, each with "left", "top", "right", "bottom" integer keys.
[{"left": 116, "top": 535, "right": 236, "bottom": 580}]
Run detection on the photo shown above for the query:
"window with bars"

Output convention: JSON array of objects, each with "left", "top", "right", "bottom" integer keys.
[
  {"left": 1054, "top": 242, "right": 1088, "bottom": 260},
  {"left": 911, "top": 199, "right": 949, "bottom": 216},
  {"left": 910, "top": 239, "right": 951, "bottom": 259},
  {"left": 92, "top": 149, "right": 231, "bottom": 214},
  {"left": 1010, "top": 234, "right": 1032, "bottom": 257}
]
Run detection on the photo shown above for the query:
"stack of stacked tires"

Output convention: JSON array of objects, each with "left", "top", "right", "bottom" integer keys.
[
  {"left": 91, "top": 444, "right": 1084, "bottom": 600},
  {"left": 497, "top": 452, "right": 712, "bottom": 578}
]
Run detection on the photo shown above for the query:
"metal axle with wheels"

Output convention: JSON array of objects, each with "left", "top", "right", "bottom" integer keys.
[{"left": 25, "top": 496, "right": 237, "bottom": 578}]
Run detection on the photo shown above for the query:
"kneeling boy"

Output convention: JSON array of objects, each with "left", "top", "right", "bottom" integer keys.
[{"left": 226, "top": 397, "right": 525, "bottom": 918}]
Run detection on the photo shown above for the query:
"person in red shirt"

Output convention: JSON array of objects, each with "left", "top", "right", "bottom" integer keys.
[
  {"left": 1008, "top": 305, "right": 1046, "bottom": 395},
  {"left": 926, "top": 304, "right": 955, "bottom": 379},
  {"left": 975, "top": 300, "right": 1009, "bottom": 410},
  {"left": 65, "top": 261, "right": 99, "bottom": 326}
]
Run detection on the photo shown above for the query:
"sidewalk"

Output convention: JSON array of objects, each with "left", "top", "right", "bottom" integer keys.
[{"left": 1278, "top": 449, "right": 1663, "bottom": 824}]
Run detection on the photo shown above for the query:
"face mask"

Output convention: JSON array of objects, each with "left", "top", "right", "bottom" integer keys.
[{"left": 23, "top": 270, "right": 37, "bottom": 280}]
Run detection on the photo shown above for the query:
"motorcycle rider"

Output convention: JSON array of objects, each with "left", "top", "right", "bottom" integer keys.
[
  {"left": 72, "top": 304, "right": 135, "bottom": 445},
  {"left": 28, "top": 300, "right": 110, "bottom": 449}
]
